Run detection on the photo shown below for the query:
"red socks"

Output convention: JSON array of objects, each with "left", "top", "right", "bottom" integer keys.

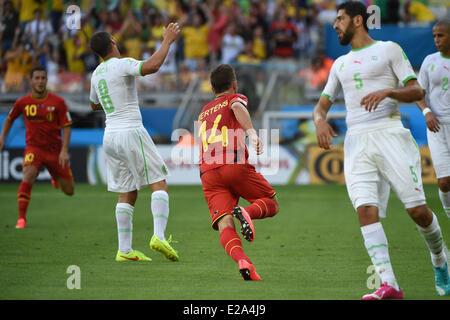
[
  {"left": 245, "top": 198, "right": 278, "bottom": 220},
  {"left": 17, "top": 181, "right": 33, "bottom": 220},
  {"left": 220, "top": 227, "right": 251, "bottom": 264}
]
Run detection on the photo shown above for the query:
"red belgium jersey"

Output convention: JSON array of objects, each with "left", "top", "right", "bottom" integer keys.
[
  {"left": 198, "top": 93, "right": 249, "bottom": 173},
  {"left": 8, "top": 92, "right": 72, "bottom": 153}
]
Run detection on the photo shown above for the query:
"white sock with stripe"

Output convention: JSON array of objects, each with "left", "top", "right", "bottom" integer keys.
[
  {"left": 361, "top": 222, "right": 400, "bottom": 291},
  {"left": 417, "top": 212, "right": 446, "bottom": 268},
  {"left": 116, "top": 203, "right": 134, "bottom": 254},
  {"left": 151, "top": 190, "right": 169, "bottom": 241},
  {"left": 439, "top": 189, "right": 450, "bottom": 218}
]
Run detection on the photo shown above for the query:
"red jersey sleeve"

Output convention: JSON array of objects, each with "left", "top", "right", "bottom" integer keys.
[
  {"left": 7, "top": 99, "right": 24, "bottom": 121},
  {"left": 229, "top": 94, "right": 248, "bottom": 109},
  {"left": 57, "top": 97, "right": 72, "bottom": 127}
]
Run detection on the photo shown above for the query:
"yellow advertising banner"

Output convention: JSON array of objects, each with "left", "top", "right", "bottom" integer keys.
[{"left": 309, "top": 146, "right": 437, "bottom": 185}]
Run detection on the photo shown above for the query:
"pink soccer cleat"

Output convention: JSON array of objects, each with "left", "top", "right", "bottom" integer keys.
[
  {"left": 362, "top": 282, "right": 403, "bottom": 300},
  {"left": 233, "top": 206, "right": 255, "bottom": 242},
  {"left": 15, "top": 218, "right": 26, "bottom": 229},
  {"left": 238, "top": 259, "right": 262, "bottom": 281}
]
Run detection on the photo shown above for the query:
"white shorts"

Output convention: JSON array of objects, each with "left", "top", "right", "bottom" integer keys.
[
  {"left": 103, "top": 127, "right": 169, "bottom": 193},
  {"left": 344, "top": 123, "right": 426, "bottom": 215},
  {"left": 427, "top": 123, "right": 450, "bottom": 179}
]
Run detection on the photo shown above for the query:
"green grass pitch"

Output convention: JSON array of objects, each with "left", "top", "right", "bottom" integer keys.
[{"left": 0, "top": 183, "right": 449, "bottom": 300}]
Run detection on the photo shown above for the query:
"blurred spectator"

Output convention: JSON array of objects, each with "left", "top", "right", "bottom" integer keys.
[
  {"left": 317, "top": 50, "right": 334, "bottom": 72},
  {"left": 298, "top": 55, "right": 329, "bottom": 91},
  {"left": 17, "top": 0, "right": 45, "bottom": 29},
  {"left": 105, "top": 9, "right": 123, "bottom": 38},
  {"left": 252, "top": 25, "right": 267, "bottom": 60},
  {"left": 118, "top": 9, "right": 142, "bottom": 59},
  {"left": 0, "top": 0, "right": 19, "bottom": 57},
  {"left": 293, "top": 7, "right": 312, "bottom": 59},
  {"left": 178, "top": 62, "right": 194, "bottom": 91},
  {"left": 23, "top": 8, "right": 53, "bottom": 49},
  {"left": 221, "top": 23, "right": 244, "bottom": 64},
  {"left": 269, "top": 7, "right": 297, "bottom": 59},
  {"left": 46, "top": 44, "right": 63, "bottom": 91},
  {"left": 205, "top": 2, "right": 230, "bottom": 65},
  {"left": 4, "top": 41, "right": 33, "bottom": 92},
  {"left": 63, "top": 31, "right": 87, "bottom": 73},
  {"left": 179, "top": 5, "right": 211, "bottom": 71},
  {"left": 49, "top": 0, "right": 64, "bottom": 35},
  {"left": 237, "top": 40, "right": 261, "bottom": 65},
  {"left": 197, "top": 58, "right": 211, "bottom": 93},
  {"left": 404, "top": 0, "right": 436, "bottom": 23}
]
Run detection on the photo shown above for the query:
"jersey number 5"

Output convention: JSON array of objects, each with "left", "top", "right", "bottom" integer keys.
[
  {"left": 353, "top": 73, "right": 363, "bottom": 90},
  {"left": 98, "top": 79, "right": 115, "bottom": 114},
  {"left": 199, "top": 114, "right": 228, "bottom": 152}
]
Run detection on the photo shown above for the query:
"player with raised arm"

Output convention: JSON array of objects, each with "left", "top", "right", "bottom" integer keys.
[
  {"left": 89, "top": 24, "right": 180, "bottom": 262},
  {"left": 0, "top": 66, "right": 74, "bottom": 229},
  {"left": 199, "top": 64, "right": 279, "bottom": 280},
  {"left": 313, "top": 2, "right": 450, "bottom": 299},
  {"left": 416, "top": 20, "right": 450, "bottom": 219}
]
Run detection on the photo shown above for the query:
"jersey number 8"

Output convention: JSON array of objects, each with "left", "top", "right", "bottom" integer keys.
[{"left": 98, "top": 79, "right": 115, "bottom": 114}]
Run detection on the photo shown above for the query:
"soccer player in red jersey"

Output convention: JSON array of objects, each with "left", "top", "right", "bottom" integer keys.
[
  {"left": 0, "top": 66, "right": 74, "bottom": 229},
  {"left": 199, "top": 64, "right": 279, "bottom": 280}
]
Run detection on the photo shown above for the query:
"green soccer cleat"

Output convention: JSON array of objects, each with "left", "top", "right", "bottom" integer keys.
[
  {"left": 115, "top": 250, "right": 152, "bottom": 262},
  {"left": 149, "top": 235, "right": 179, "bottom": 261}
]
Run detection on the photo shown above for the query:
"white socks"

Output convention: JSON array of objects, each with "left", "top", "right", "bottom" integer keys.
[
  {"left": 116, "top": 203, "right": 134, "bottom": 254},
  {"left": 439, "top": 189, "right": 450, "bottom": 218},
  {"left": 417, "top": 212, "right": 446, "bottom": 268},
  {"left": 361, "top": 222, "right": 400, "bottom": 290},
  {"left": 151, "top": 190, "right": 169, "bottom": 241}
]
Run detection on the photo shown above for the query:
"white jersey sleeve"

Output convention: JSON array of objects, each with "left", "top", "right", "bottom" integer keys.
[
  {"left": 321, "top": 58, "right": 342, "bottom": 102},
  {"left": 388, "top": 41, "right": 417, "bottom": 86},
  {"left": 90, "top": 78, "right": 100, "bottom": 104},
  {"left": 121, "top": 58, "right": 144, "bottom": 77},
  {"left": 417, "top": 55, "right": 431, "bottom": 92}
]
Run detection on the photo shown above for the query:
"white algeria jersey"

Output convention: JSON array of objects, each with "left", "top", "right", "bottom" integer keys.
[
  {"left": 322, "top": 41, "right": 417, "bottom": 133},
  {"left": 418, "top": 52, "right": 450, "bottom": 124},
  {"left": 90, "top": 57, "right": 145, "bottom": 132}
]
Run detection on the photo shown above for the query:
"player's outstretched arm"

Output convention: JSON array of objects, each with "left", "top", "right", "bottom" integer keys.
[
  {"left": 231, "top": 102, "right": 263, "bottom": 155},
  {"left": 313, "top": 95, "right": 337, "bottom": 150},
  {"left": 140, "top": 23, "right": 181, "bottom": 76},
  {"left": 0, "top": 116, "right": 14, "bottom": 150},
  {"left": 416, "top": 98, "right": 440, "bottom": 133}
]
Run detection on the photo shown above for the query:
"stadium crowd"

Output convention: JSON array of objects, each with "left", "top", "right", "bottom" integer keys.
[{"left": 0, "top": 0, "right": 447, "bottom": 93}]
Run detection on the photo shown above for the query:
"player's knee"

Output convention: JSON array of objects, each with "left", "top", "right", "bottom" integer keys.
[
  {"left": 438, "top": 178, "right": 450, "bottom": 193},
  {"left": 217, "top": 214, "right": 235, "bottom": 232},
  {"left": 407, "top": 205, "right": 431, "bottom": 226}
]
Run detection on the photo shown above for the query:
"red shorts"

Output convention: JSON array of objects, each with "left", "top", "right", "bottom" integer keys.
[
  {"left": 201, "top": 163, "right": 276, "bottom": 230},
  {"left": 23, "top": 146, "right": 73, "bottom": 180}
]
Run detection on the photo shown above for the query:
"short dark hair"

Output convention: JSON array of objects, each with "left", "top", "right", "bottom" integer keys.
[
  {"left": 210, "top": 64, "right": 236, "bottom": 94},
  {"left": 30, "top": 65, "right": 46, "bottom": 78},
  {"left": 90, "top": 31, "right": 113, "bottom": 59},
  {"left": 434, "top": 20, "right": 450, "bottom": 32},
  {"left": 337, "top": 1, "right": 369, "bottom": 32}
]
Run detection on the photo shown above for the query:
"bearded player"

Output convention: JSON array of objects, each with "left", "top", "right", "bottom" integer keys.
[
  {"left": 0, "top": 66, "right": 74, "bottom": 229},
  {"left": 199, "top": 64, "right": 279, "bottom": 280}
]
